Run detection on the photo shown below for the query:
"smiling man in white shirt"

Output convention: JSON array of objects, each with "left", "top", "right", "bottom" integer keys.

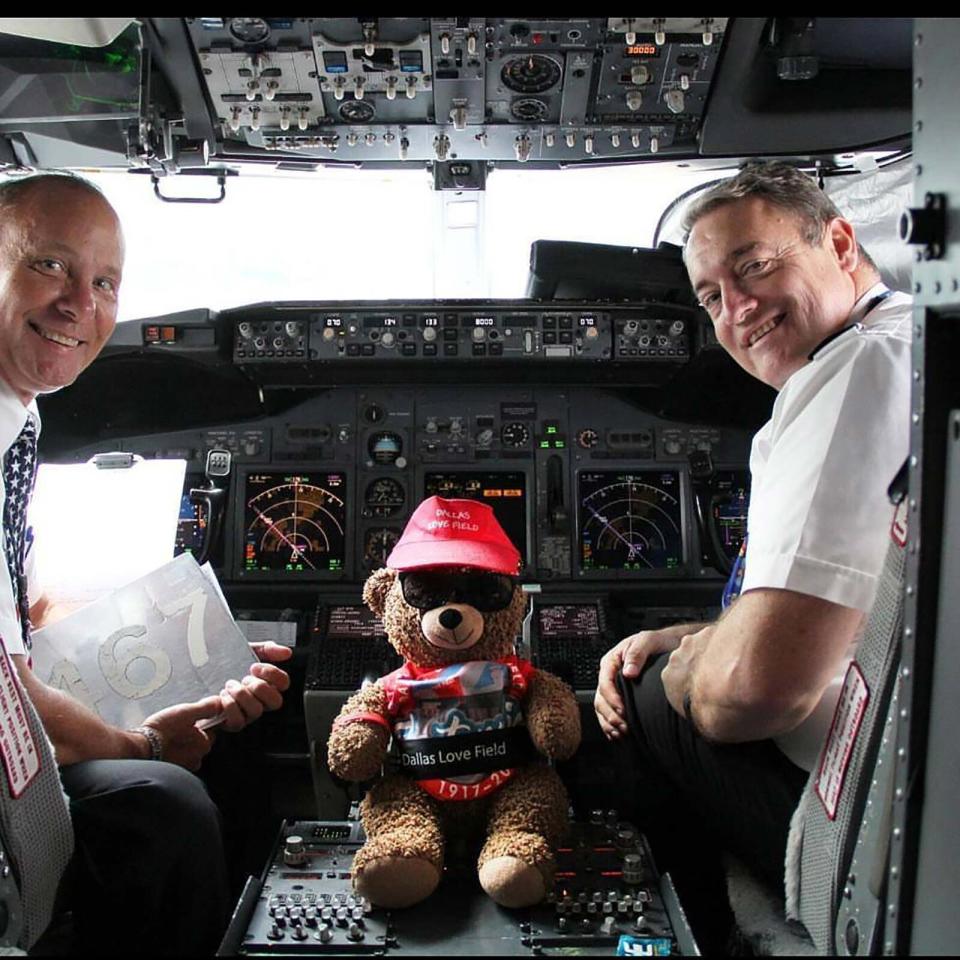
[
  {"left": 0, "top": 172, "right": 292, "bottom": 954},
  {"left": 593, "top": 162, "right": 911, "bottom": 924}
]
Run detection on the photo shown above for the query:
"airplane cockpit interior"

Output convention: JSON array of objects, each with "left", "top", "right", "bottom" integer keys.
[{"left": 1, "top": 15, "right": 958, "bottom": 957}]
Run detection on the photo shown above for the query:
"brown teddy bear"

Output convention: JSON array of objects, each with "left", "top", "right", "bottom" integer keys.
[{"left": 327, "top": 495, "right": 581, "bottom": 909}]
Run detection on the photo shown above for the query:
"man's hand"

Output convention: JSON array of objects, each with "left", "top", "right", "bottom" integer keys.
[
  {"left": 217, "top": 642, "right": 293, "bottom": 733},
  {"left": 661, "top": 626, "right": 713, "bottom": 718},
  {"left": 141, "top": 696, "right": 223, "bottom": 771},
  {"left": 594, "top": 623, "right": 705, "bottom": 740}
]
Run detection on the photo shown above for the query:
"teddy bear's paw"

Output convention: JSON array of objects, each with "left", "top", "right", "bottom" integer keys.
[
  {"left": 478, "top": 855, "right": 548, "bottom": 908},
  {"left": 354, "top": 854, "right": 440, "bottom": 908}
]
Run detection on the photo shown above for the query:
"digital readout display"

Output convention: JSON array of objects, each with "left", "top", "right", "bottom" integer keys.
[
  {"left": 243, "top": 471, "right": 347, "bottom": 574},
  {"left": 626, "top": 44, "right": 659, "bottom": 56},
  {"left": 424, "top": 471, "right": 527, "bottom": 564},
  {"left": 537, "top": 604, "right": 601, "bottom": 639},
  {"left": 578, "top": 470, "right": 683, "bottom": 572},
  {"left": 174, "top": 476, "right": 207, "bottom": 557},
  {"left": 712, "top": 470, "right": 749, "bottom": 564},
  {"left": 326, "top": 604, "right": 386, "bottom": 639}
]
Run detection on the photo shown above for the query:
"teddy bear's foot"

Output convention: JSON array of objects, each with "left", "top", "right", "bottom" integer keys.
[
  {"left": 478, "top": 830, "right": 554, "bottom": 908},
  {"left": 353, "top": 850, "right": 441, "bottom": 908}
]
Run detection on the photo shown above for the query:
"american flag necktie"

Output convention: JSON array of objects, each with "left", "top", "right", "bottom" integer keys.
[{"left": 3, "top": 417, "right": 38, "bottom": 650}]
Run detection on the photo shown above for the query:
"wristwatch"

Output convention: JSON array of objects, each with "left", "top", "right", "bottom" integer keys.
[{"left": 132, "top": 724, "right": 164, "bottom": 762}]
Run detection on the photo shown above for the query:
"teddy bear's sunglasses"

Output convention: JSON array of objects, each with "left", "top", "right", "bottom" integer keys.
[{"left": 399, "top": 570, "right": 516, "bottom": 612}]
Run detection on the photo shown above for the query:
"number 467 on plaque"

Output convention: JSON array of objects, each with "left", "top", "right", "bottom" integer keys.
[{"left": 30, "top": 554, "right": 256, "bottom": 730}]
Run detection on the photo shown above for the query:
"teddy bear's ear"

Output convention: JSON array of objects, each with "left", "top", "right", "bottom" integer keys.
[{"left": 362, "top": 567, "right": 397, "bottom": 617}]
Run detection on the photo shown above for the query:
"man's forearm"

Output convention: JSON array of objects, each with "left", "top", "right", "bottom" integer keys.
[
  {"left": 685, "top": 589, "right": 864, "bottom": 743},
  {"left": 14, "top": 655, "right": 149, "bottom": 764},
  {"left": 688, "top": 673, "right": 811, "bottom": 743}
]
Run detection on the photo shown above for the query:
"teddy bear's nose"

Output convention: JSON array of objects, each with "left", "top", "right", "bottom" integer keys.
[{"left": 438, "top": 608, "right": 463, "bottom": 630}]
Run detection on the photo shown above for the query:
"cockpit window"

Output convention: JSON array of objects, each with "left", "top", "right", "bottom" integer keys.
[{"left": 82, "top": 164, "right": 722, "bottom": 321}]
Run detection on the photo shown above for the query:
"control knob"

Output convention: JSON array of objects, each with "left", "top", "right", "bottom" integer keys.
[
  {"left": 669, "top": 320, "right": 685, "bottom": 337},
  {"left": 622, "top": 852, "right": 643, "bottom": 885},
  {"left": 381, "top": 331, "right": 396, "bottom": 348},
  {"left": 283, "top": 835, "right": 307, "bottom": 866},
  {"left": 625, "top": 90, "right": 643, "bottom": 111},
  {"left": 577, "top": 428, "right": 599, "bottom": 449},
  {"left": 665, "top": 89, "right": 685, "bottom": 114}
]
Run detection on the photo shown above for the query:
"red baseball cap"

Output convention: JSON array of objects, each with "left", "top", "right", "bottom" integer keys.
[{"left": 386, "top": 496, "right": 521, "bottom": 574}]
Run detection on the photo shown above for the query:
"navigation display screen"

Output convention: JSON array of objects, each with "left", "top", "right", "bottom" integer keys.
[
  {"left": 578, "top": 470, "right": 683, "bottom": 572},
  {"left": 424, "top": 471, "right": 527, "bottom": 563},
  {"left": 242, "top": 471, "right": 347, "bottom": 574},
  {"left": 537, "top": 604, "right": 601, "bottom": 639},
  {"left": 326, "top": 604, "right": 386, "bottom": 639}
]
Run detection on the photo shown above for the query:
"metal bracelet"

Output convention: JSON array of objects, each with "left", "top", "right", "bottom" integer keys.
[{"left": 131, "top": 724, "right": 164, "bottom": 761}]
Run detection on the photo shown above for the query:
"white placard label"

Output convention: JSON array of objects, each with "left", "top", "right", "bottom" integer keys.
[
  {"left": 816, "top": 661, "right": 869, "bottom": 820},
  {"left": 0, "top": 648, "right": 40, "bottom": 797}
]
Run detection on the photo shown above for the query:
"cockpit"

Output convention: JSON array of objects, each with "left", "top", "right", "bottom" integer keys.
[{"left": 0, "top": 15, "right": 956, "bottom": 957}]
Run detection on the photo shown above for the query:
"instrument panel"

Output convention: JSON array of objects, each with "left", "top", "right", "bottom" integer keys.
[
  {"left": 69, "top": 384, "right": 752, "bottom": 588},
  {"left": 228, "top": 302, "right": 693, "bottom": 369},
  {"left": 185, "top": 17, "right": 729, "bottom": 164}
]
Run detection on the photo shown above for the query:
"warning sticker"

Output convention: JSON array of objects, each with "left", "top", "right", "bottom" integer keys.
[
  {"left": 815, "top": 661, "right": 869, "bottom": 820},
  {"left": 0, "top": 647, "right": 40, "bottom": 797},
  {"left": 890, "top": 498, "right": 908, "bottom": 547}
]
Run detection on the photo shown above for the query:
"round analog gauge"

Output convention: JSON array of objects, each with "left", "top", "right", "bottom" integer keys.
[
  {"left": 229, "top": 17, "right": 271, "bottom": 43},
  {"left": 577, "top": 428, "right": 599, "bottom": 449},
  {"left": 244, "top": 476, "right": 346, "bottom": 572},
  {"left": 364, "top": 528, "right": 400, "bottom": 570},
  {"left": 368, "top": 431, "right": 403, "bottom": 465},
  {"left": 501, "top": 421, "right": 530, "bottom": 448},
  {"left": 510, "top": 97, "right": 549, "bottom": 122},
  {"left": 501, "top": 55, "right": 562, "bottom": 94},
  {"left": 339, "top": 99, "right": 376, "bottom": 123},
  {"left": 364, "top": 477, "right": 405, "bottom": 517}
]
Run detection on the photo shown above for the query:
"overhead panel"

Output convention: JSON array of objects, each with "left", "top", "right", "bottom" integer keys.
[{"left": 184, "top": 16, "right": 728, "bottom": 164}]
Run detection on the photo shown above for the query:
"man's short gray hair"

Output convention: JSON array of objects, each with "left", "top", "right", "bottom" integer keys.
[
  {"left": 0, "top": 171, "right": 108, "bottom": 218},
  {"left": 682, "top": 160, "right": 878, "bottom": 271}
]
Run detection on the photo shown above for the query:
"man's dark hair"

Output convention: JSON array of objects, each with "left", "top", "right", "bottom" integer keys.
[
  {"left": 682, "top": 161, "right": 878, "bottom": 271},
  {"left": 0, "top": 171, "right": 109, "bottom": 218}
]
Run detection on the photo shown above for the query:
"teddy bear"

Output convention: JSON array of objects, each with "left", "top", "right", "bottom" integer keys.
[{"left": 327, "top": 495, "right": 581, "bottom": 910}]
